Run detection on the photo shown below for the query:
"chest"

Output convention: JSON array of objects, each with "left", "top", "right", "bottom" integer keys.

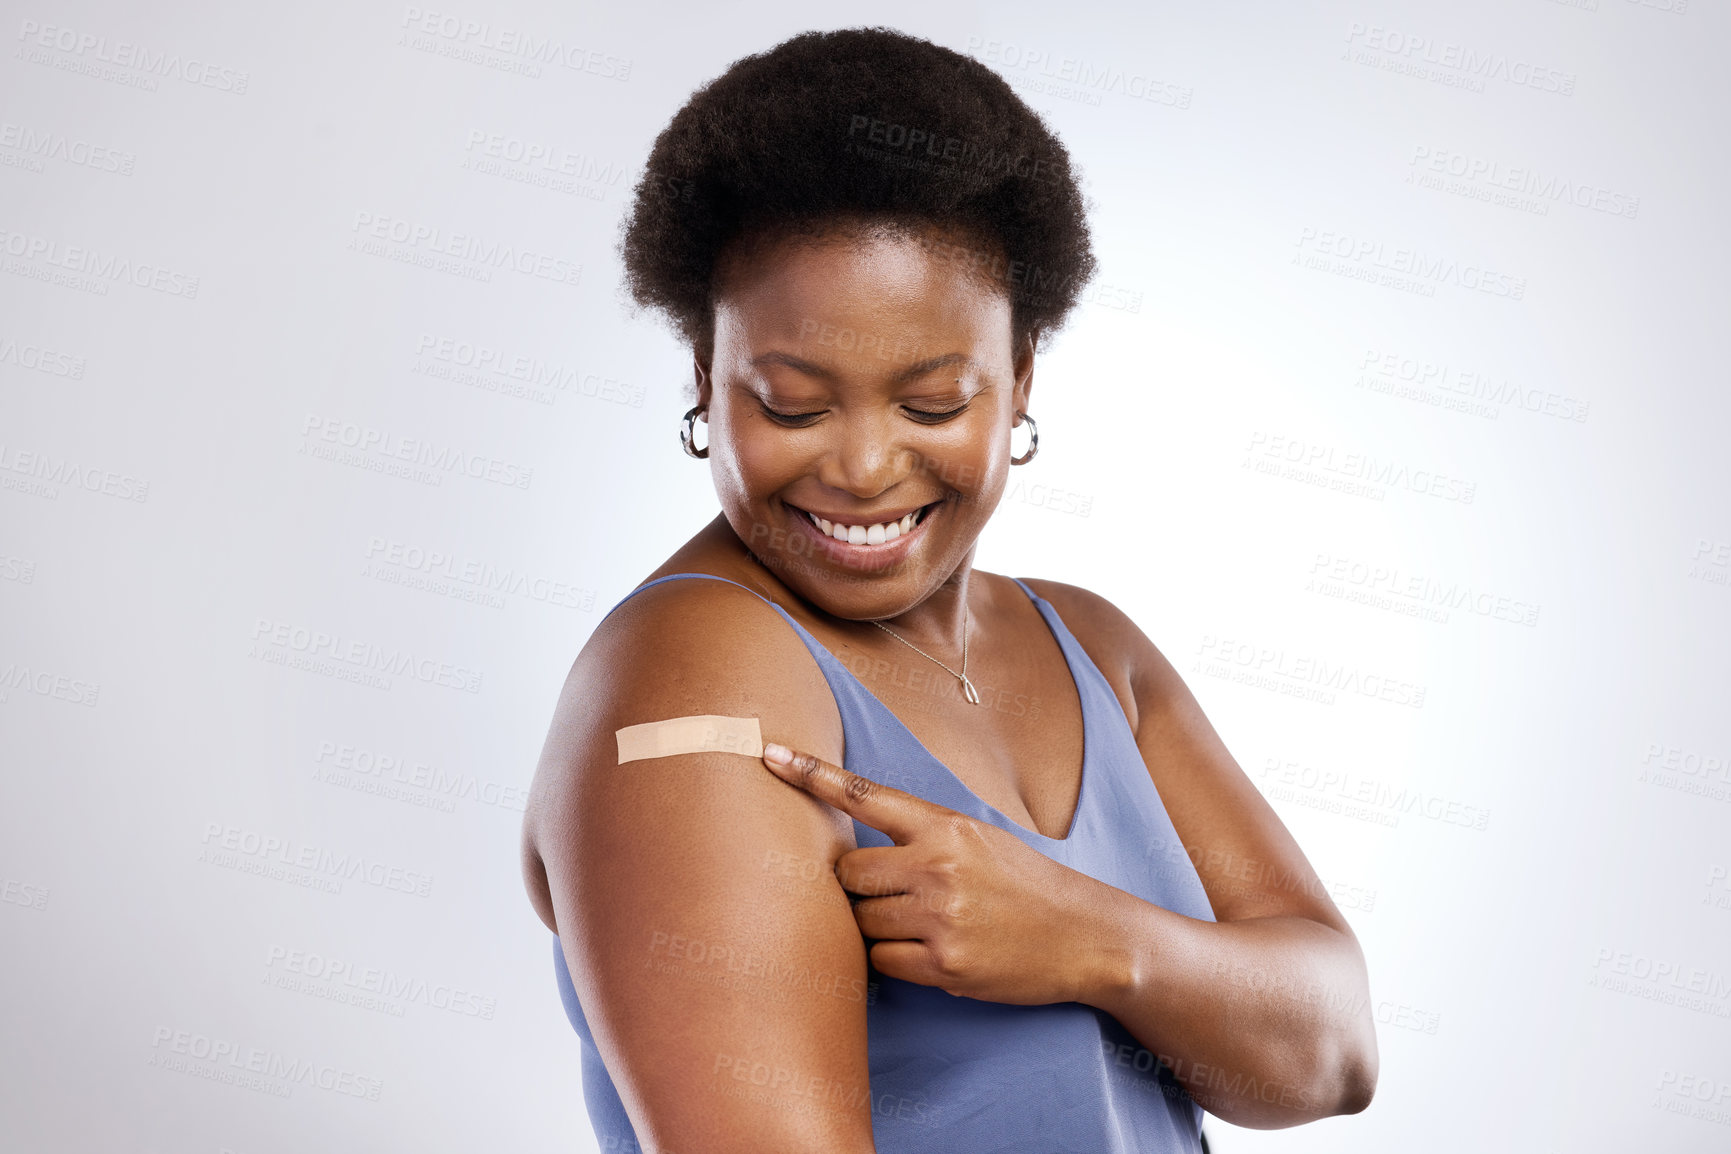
[{"left": 819, "top": 618, "right": 1089, "bottom": 841}]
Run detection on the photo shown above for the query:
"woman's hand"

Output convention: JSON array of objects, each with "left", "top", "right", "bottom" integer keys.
[{"left": 760, "top": 741, "right": 1127, "bottom": 1007}]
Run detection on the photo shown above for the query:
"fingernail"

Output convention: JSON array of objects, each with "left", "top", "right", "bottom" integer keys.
[{"left": 763, "top": 742, "right": 792, "bottom": 766}]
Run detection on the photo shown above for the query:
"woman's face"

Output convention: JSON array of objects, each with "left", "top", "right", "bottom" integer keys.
[{"left": 696, "top": 224, "right": 1034, "bottom": 621}]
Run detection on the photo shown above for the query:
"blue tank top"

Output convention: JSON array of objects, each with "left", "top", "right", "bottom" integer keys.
[{"left": 551, "top": 572, "right": 1218, "bottom": 1153}]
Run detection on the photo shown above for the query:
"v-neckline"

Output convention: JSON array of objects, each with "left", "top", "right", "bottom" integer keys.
[{"left": 813, "top": 581, "right": 1091, "bottom": 844}]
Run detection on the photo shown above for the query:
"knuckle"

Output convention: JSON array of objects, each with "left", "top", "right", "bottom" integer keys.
[
  {"left": 844, "top": 774, "right": 875, "bottom": 804},
  {"left": 930, "top": 941, "right": 969, "bottom": 979},
  {"left": 790, "top": 751, "right": 822, "bottom": 785},
  {"left": 951, "top": 896, "right": 988, "bottom": 925},
  {"left": 928, "top": 855, "right": 962, "bottom": 883}
]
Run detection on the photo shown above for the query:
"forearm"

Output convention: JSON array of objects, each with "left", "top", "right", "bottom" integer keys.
[{"left": 1071, "top": 886, "right": 1378, "bottom": 1127}]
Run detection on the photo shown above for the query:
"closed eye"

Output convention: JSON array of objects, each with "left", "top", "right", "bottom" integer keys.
[
  {"left": 760, "top": 404, "right": 826, "bottom": 427},
  {"left": 904, "top": 404, "right": 969, "bottom": 424},
  {"left": 760, "top": 403, "right": 968, "bottom": 426}
]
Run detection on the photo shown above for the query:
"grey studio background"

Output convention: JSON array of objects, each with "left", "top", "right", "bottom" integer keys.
[{"left": 2, "top": 1, "right": 1727, "bottom": 1151}]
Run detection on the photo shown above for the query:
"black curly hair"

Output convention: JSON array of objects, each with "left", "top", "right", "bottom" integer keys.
[{"left": 620, "top": 26, "right": 1097, "bottom": 358}]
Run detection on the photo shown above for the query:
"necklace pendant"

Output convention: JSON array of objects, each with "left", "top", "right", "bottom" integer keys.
[{"left": 960, "top": 675, "right": 982, "bottom": 705}]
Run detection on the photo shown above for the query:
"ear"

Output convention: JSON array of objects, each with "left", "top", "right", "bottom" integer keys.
[
  {"left": 692, "top": 351, "right": 713, "bottom": 413},
  {"left": 1011, "top": 329, "right": 1037, "bottom": 417}
]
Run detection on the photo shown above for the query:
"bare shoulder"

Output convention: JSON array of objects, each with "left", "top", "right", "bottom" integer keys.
[
  {"left": 1017, "top": 574, "right": 1239, "bottom": 782},
  {"left": 519, "top": 573, "right": 875, "bottom": 1149},
  {"left": 1012, "top": 576, "right": 1161, "bottom": 732},
  {"left": 1017, "top": 575, "right": 1351, "bottom": 933},
  {"left": 522, "top": 574, "right": 848, "bottom": 929}
]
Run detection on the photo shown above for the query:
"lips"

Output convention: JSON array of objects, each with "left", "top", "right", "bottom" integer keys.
[
  {"left": 787, "top": 502, "right": 936, "bottom": 546},
  {"left": 781, "top": 499, "right": 940, "bottom": 568}
]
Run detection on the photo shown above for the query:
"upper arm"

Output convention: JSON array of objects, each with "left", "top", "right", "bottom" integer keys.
[
  {"left": 524, "top": 580, "right": 877, "bottom": 1154},
  {"left": 1023, "top": 579, "right": 1351, "bottom": 935}
]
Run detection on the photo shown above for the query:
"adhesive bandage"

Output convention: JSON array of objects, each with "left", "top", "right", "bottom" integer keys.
[{"left": 615, "top": 715, "right": 764, "bottom": 764}]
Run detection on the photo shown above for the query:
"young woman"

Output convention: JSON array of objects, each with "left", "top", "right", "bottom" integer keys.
[{"left": 522, "top": 27, "right": 1376, "bottom": 1154}]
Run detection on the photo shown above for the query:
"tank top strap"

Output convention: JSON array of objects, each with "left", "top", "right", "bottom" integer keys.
[
  {"left": 601, "top": 572, "right": 792, "bottom": 624},
  {"left": 600, "top": 571, "right": 856, "bottom": 699},
  {"left": 1006, "top": 576, "right": 1129, "bottom": 729}
]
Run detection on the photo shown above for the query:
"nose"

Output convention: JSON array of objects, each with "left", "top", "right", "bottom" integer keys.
[{"left": 814, "top": 410, "right": 916, "bottom": 499}]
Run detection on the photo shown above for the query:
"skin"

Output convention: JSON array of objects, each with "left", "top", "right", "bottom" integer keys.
[{"left": 522, "top": 220, "right": 1378, "bottom": 1153}]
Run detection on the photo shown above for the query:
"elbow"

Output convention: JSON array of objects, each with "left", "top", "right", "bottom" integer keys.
[
  {"left": 1272, "top": 1014, "right": 1378, "bottom": 1123},
  {"left": 1324, "top": 1019, "right": 1379, "bottom": 1117},
  {"left": 1203, "top": 1027, "right": 1378, "bottom": 1129},
  {"left": 1335, "top": 1049, "right": 1377, "bottom": 1116},
  {"left": 1317, "top": 938, "right": 1379, "bottom": 1118}
]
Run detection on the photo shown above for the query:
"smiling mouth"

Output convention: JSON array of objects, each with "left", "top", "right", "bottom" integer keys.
[{"left": 787, "top": 501, "right": 938, "bottom": 546}]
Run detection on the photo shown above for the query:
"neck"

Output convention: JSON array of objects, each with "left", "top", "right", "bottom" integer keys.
[
  {"left": 879, "top": 566, "right": 973, "bottom": 655},
  {"left": 714, "top": 512, "right": 980, "bottom": 654}
]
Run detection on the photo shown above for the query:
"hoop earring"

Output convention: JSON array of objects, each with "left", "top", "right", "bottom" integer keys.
[
  {"left": 680, "top": 406, "right": 709, "bottom": 459},
  {"left": 1011, "top": 411, "right": 1038, "bottom": 466}
]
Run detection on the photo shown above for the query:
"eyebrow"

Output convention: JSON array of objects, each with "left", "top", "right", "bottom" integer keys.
[{"left": 749, "top": 350, "right": 982, "bottom": 384}]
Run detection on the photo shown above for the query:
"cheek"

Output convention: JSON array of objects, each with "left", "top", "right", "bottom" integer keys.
[
  {"left": 909, "top": 425, "right": 1003, "bottom": 497},
  {"left": 967, "top": 456, "right": 1011, "bottom": 513},
  {"left": 718, "top": 416, "right": 808, "bottom": 496}
]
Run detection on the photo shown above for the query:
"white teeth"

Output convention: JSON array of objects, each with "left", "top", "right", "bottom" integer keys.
[{"left": 800, "top": 506, "right": 927, "bottom": 545}]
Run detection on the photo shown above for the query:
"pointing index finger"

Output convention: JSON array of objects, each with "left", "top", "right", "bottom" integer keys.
[{"left": 762, "top": 742, "right": 926, "bottom": 844}]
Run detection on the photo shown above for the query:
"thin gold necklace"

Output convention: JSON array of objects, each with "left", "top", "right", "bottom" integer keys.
[{"left": 871, "top": 607, "right": 983, "bottom": 705}]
